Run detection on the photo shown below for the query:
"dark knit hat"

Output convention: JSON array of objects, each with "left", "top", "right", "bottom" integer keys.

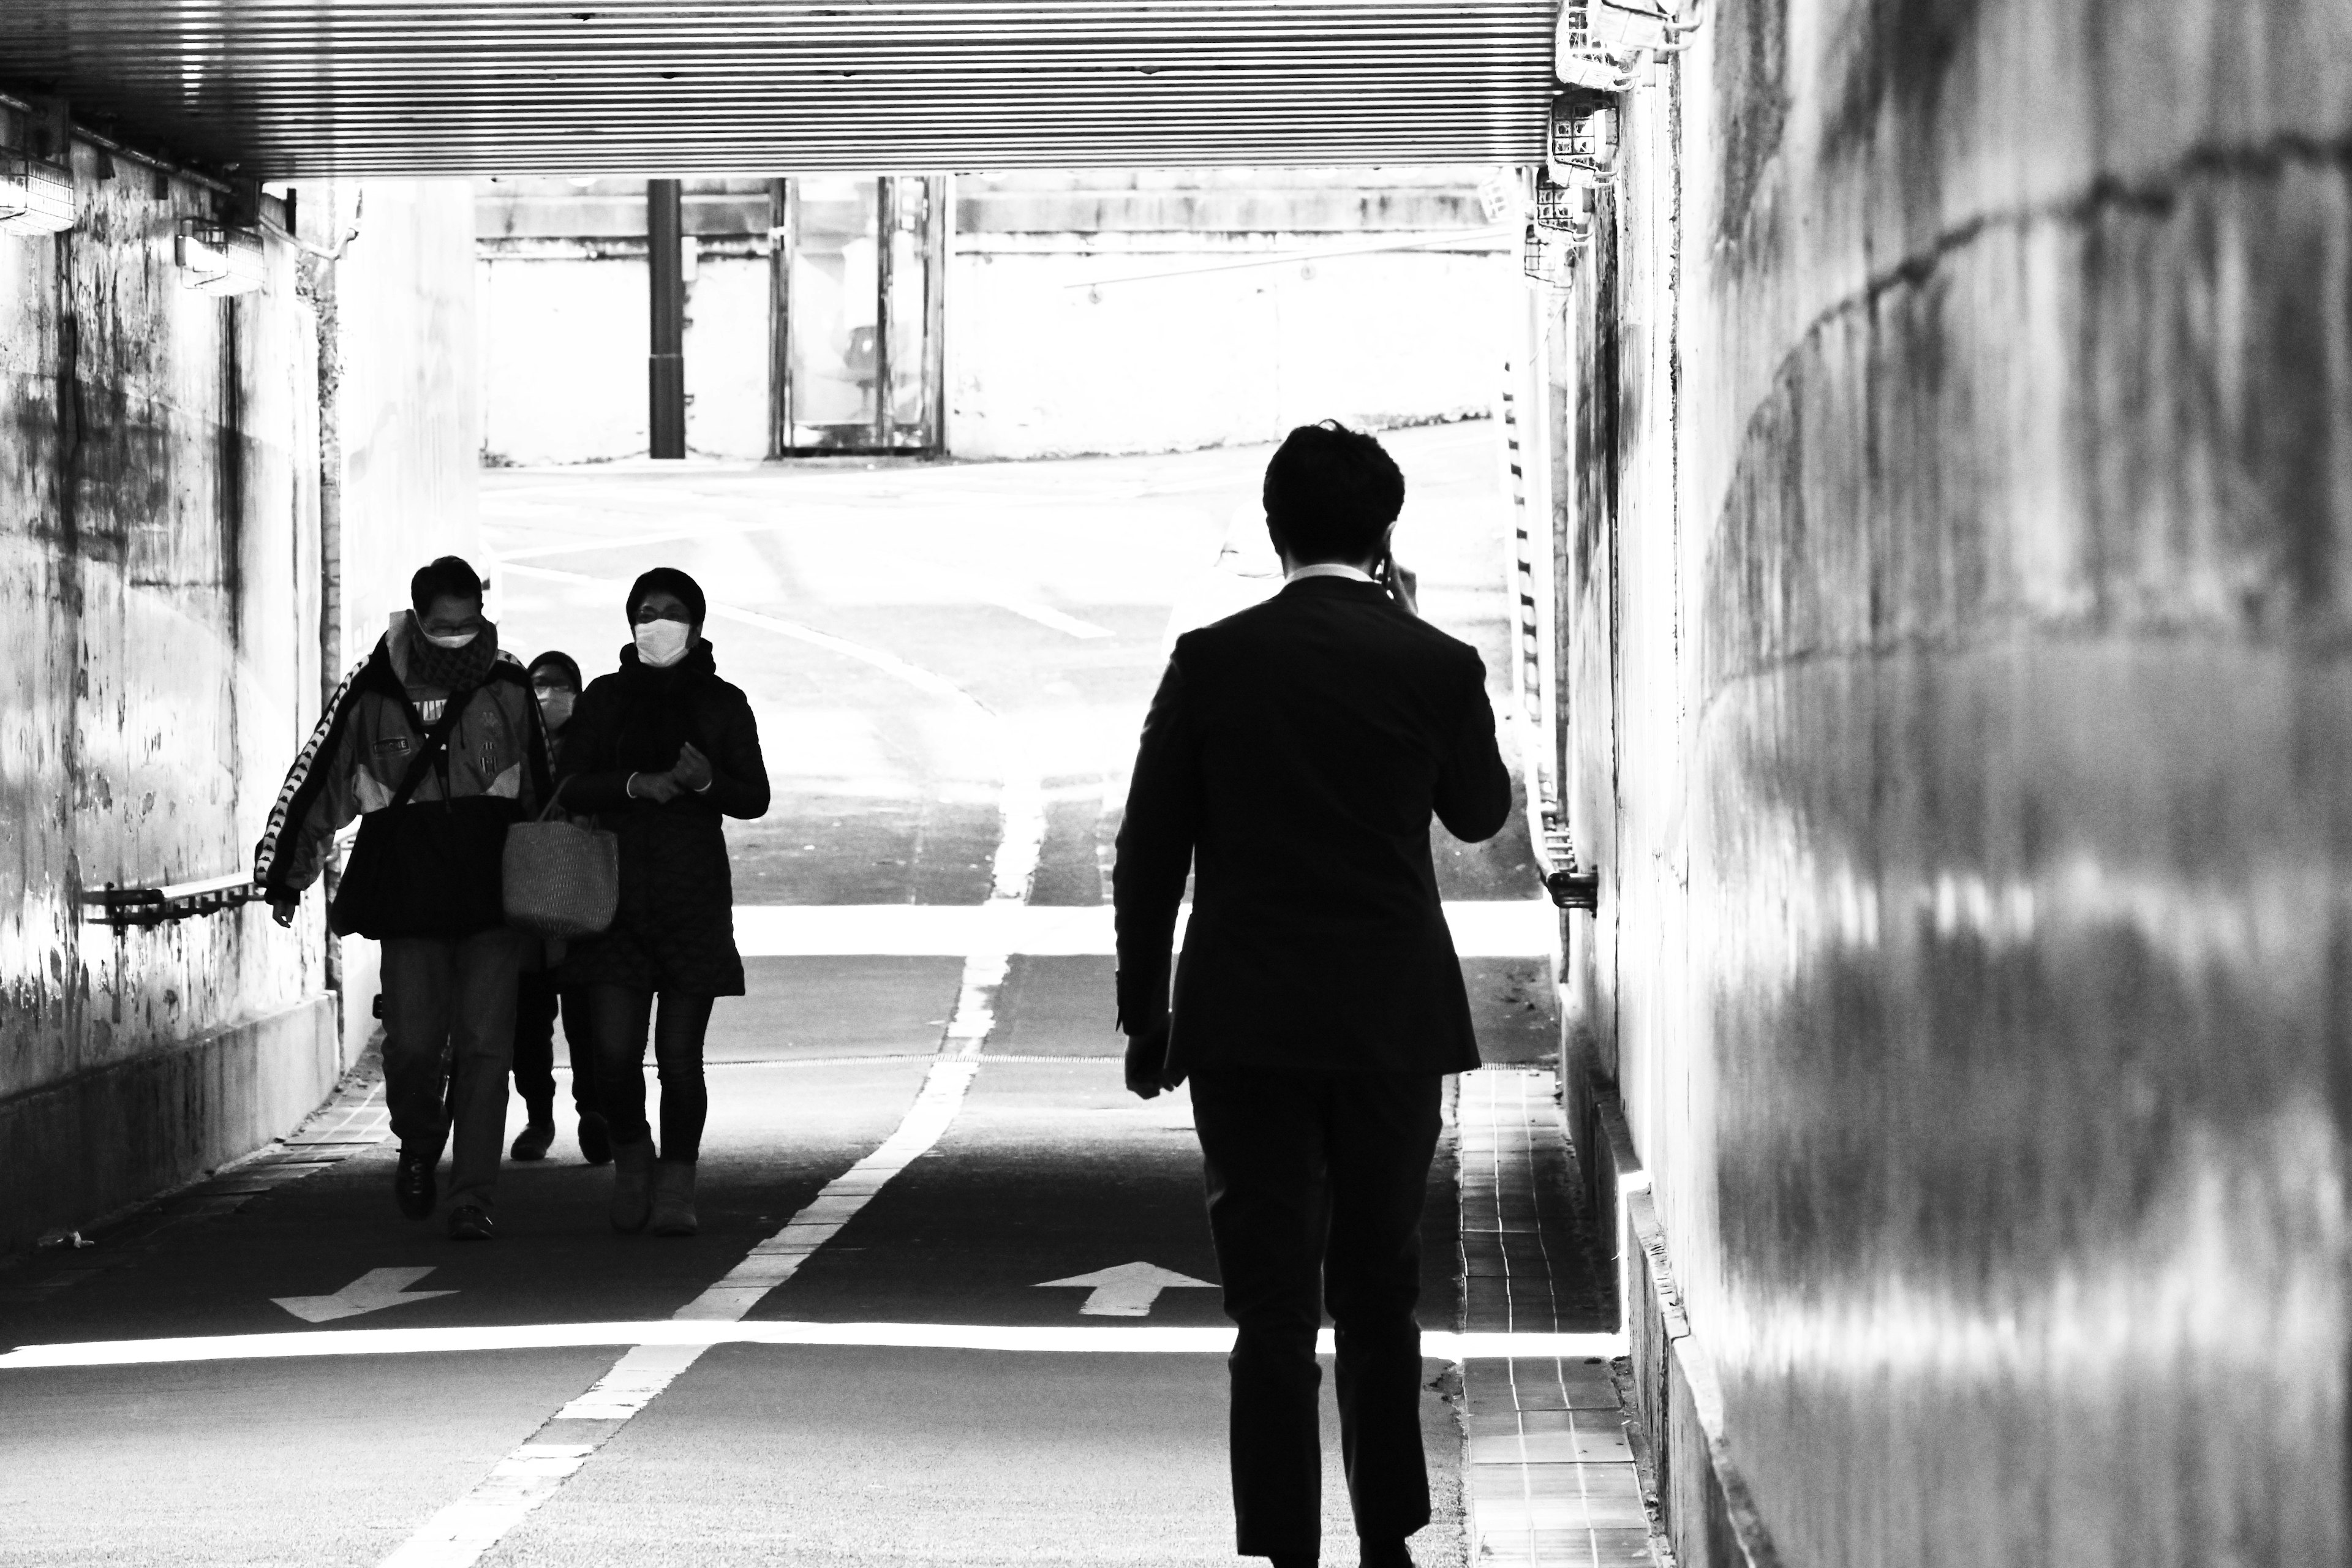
[
  {"left": 627, "top": 566, "right": 707, "bottom": 627},
  {"left": 527, "top": 650, "right": 584, "bottom": 692}
]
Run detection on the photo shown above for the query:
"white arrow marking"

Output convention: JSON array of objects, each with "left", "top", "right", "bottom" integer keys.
[
  {"left": 272, "top": 1267, "right": 457, "bottom": 1324},
  {"left": 1036, "top": 1262, "right": 1216, "bottom": 1317}
]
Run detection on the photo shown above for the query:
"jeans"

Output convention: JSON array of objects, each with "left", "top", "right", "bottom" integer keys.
[
  {"left": 1189, "top": 1068, "right": 1443, "bottom": 1556},
  {"left": 380, "top": 926, "right": 530, "bottom": 1212},
  {"left": 511, "top": 968, "right": 597, "bottom": 1117},
  {"left": 583, "top": 986, "right": 714, "bottom": 1163}
]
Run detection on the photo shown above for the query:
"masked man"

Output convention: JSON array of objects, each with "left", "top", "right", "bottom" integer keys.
[{"left": 256, "top": 556, "right": 550, "bottom": 1240}]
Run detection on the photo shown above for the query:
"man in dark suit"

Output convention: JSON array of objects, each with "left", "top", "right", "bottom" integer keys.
[{"left": 1115, "top": 421, "right": 1513, "bottom": 1568}]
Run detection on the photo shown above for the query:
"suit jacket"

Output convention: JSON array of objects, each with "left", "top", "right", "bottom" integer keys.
[{"left": 1113, "top": 575, "right": 1513, "bottom": 1076}]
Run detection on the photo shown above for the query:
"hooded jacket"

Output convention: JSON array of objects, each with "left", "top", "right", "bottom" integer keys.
[{"left": 255, "top": 612, "right": 552, "bottom": 902}]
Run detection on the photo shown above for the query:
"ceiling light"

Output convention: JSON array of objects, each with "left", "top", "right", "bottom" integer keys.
[
  {"left": 0, "top": 153, "right": 77, "bottom": 235},
  {"left": 176, "top": 217, "right": 266, "bottom": 295}
]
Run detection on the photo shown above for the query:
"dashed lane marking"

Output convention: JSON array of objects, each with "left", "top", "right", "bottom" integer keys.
[
  {"left": 372, "top": 1045, "right": 986, "bottom": 1567},
  {"left": 0, "top": 1321, "right": 1624, "bottom": 1371},
  {"left": 984, "top": 598, "right": 1115, "bottom": 639}
]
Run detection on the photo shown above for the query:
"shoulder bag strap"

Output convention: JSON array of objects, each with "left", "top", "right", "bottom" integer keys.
[{"left": 387, "top": 698, "right": 469, "bottom": 810}]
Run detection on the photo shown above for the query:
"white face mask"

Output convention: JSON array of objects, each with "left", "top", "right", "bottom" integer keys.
[
  {"left": 422, "top": 627, "right": 478, "bottom": 650},
  {"left": 634, "top": 618, "right": 692, "bottom": 668}
]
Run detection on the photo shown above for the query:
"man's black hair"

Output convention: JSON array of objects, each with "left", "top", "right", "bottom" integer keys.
[
  {"left": 410, "top": 555, "right": 486, "bottom": 618},
  {"left": 1261, "top": 421, "right": 1406, "bottom": 565}
]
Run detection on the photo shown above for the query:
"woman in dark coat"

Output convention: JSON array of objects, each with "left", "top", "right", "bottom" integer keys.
[{"left": 557, "top": 567, "right": 770, "bottom": 1235}]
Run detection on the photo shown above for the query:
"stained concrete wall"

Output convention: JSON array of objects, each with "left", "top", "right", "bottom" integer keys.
[
  {"left": 472, "top": 169, "right": 1512, "bottom": 464},
  {"left": 0, "top": 147, "right": 478, "bottom": 1257},
  {"left": 1552, "top": 4, "right": 2352, "bottom": 1565}
]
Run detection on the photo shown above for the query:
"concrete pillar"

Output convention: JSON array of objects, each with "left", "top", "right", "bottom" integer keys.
[{"left": 646, "top": 177, "right": 685, "bottom": 459}]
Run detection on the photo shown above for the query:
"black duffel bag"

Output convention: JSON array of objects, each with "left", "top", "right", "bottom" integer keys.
[{"left": 330, "top": 697, "right": 525, "bottom": 940}]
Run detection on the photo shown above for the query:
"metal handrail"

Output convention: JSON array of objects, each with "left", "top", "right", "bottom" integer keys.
[{"left": 81, "top": 872, "right": 260, "bottom": 929}]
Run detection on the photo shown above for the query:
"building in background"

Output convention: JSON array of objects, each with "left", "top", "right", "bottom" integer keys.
[{"left": 475, "top": 168, "right": 1513, "bottom": 464}]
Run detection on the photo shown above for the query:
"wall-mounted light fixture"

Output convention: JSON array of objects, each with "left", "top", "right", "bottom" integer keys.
[
  {"left": 176, "top": 216, "right": 265, "bottom": 295},
  {"left": 0, "top": 151, "right": 77, "bottom": 235},
  {"left": 1556, "top": 0, "right": 1705, "bottom": 92},
  {"left": 1522, "top": 220, "right": 1582, "bottom": 287},
  {"left": 1534, "top": 174, "right": 1596, "bottom": 240},
  {"left": 1548, "top": 100, "right": 1622, "bottom": 187}
]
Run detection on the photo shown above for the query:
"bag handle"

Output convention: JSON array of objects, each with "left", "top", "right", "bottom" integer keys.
[
  {"left": 387, "top": 701, "right": 469, "bottom": 810},
  {"left": 534, "top": 777, "right": 574, "bottom": 823}
]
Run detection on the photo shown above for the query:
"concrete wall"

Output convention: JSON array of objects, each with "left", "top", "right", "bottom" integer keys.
[
  {"left": 473, "top": 169, "right": 1513, "bottom": 464},
  {"left": 1553, "top": 4, "right": 2352, "bottom": 1566},
  {"left": 319, "top": 181, "right": 484, "bottom": 1064},
  {"left": 0, "top": 143, "right": 477, "bottom": 1256}
]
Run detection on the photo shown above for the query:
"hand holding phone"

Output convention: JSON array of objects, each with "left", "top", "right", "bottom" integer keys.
[{"left": 1378, "top": 551, "right": 1420, "bottom": 617}]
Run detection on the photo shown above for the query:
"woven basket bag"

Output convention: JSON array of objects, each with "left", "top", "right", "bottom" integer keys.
[{"left": 502, "top": 783, "right": 619, "bottom": 938}]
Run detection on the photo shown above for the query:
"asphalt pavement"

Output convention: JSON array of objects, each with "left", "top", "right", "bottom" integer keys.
[{"left": 0, "top": 425, "right": 1600, "bottom": 1568}]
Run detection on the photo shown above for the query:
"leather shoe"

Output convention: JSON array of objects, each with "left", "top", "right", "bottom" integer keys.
[
  {"left": 448, "top": 1205, "right": 494, "bottom": 1240},
  {"left": 1360, "top": 1540, "right": 1414, "bottom": 1568},
  {"left": 577, "top": 1110, "right": 612, "bottom": 1166},
  {"left": 394, "top": 1148, "right": 436, "bottom": 1220},
  {"left": 509, "top": 1119, "right": 554, "bottom": 1161}
]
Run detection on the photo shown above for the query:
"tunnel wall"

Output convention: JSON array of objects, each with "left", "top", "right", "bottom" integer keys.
[
  {"left": 0, "top": 151, "right": 478, "bottom": 1258},
  {"left": 1555, "top": 4, "right": 2352, "bottom": 1565}
]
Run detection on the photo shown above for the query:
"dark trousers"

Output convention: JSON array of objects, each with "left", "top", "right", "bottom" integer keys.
[
  {"left": 1189, "top": 1068, "right": 1443, "bottom": 1557},
  {"left": 511, "top": 968, "right": 597, "bottom": 1117},
  {"left": 584, "top": 986, "right": 715, "bottom": 1163},
  {"left": 380, "top": 927, "right": 529, "bottom": 1213}
]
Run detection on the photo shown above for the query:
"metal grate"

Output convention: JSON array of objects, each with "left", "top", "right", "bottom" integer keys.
[{"left": 1, "top": 1, "right": 1558, "bottom": 177}]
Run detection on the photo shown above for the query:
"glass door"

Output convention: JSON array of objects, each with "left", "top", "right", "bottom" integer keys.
[{"left": 769, "top": 175, "right": 946, "bottom": 454}]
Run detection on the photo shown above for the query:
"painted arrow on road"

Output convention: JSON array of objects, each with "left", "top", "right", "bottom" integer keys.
[
  {"left": 271, "top": 1267, "right": 456, "bottom": 1324},
  {"left": 1037, "top": 1262, "right": 1215, "bottom": 1317}
]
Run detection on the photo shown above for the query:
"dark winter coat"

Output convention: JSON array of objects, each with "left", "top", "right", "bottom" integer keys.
[
  {"left": 1113, "top": 575, "right": 1512, "bottom": 1076},
  {"left": 556, "top": 640, "right": 770, "bottom": 995}
]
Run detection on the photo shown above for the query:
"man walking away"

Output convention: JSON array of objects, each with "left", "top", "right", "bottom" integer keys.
[
  {"left": 256, "top": 557, "right": 551, "bottom": 1241},
  {"left": 1114, "top": 422, "right": 1512, "bottom": 1568}
]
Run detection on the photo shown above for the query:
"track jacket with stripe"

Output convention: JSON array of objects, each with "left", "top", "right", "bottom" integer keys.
[{"left": 254, "top": 613, "right": 551, "bottom": 903}]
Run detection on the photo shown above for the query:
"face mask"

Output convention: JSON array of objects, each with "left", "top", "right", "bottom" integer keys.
[
  {"left": 634, "top": 618, "right": 692, "bottom": 668},
  {"left": 423, "top": 627, "right": 478, "bottom": 650},
  {"left": 535, "top": 688, "right": 576, "bottom": 731}
]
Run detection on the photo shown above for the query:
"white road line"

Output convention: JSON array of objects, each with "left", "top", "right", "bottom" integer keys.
[
  {"left": 0, "top": 1321, "right": 1624, "bottom": 1371},
  {"left": 986, "top": 598, "right": 1115, "bottom": 639},
  {"left": 375, "top": 562, "right": 1042, "bottom": 1568},
  {"left": 731, "top": 900, "right": 1559, "bottom": 958},
  {"left": 375, "top": 1058, "right": 990, "bottom": 1566}
]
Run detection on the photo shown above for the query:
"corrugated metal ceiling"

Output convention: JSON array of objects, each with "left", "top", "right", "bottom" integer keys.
[{"left": 1, "top": 2, "right": 1557, "bottom": 178}]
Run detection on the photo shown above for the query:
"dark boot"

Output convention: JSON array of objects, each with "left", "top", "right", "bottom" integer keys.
[
  {"left": 510, "top": 1098, "right": 555, "bottom": 1161},
  {"left": 609, "top": 1137, "right": 654, "bottom": 1233},
  {"left": 649, "top": 1160, "right": 698, "bottom": 1237},
  {"left": 577, "top": 1110, "right": 612, "bottom": 1166}
]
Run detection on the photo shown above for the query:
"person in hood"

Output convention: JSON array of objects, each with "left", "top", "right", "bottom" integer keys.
[
  {"left": 255, "top": 556, "right": 550, "bottom": 1242},
  {"left": 507, "top": 650, "right": 608, "bottom": 1166},
  {"left": 556, "top": 567, "right": 770, "bottom": 1238}
]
